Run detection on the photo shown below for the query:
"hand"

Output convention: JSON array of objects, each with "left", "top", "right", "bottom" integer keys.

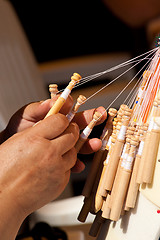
[
  {"left": 0, "top": 113, "right": 79, "bottom": 239},
  {"left": 1, "top": 95, "right": 107, "bottom": 173},
  {"left": 1, "top": 96, "right": 73, "bottom": 142}
]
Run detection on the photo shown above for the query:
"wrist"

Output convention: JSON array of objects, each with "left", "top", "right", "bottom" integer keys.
[{"left": 0, "top": 187, "right": 26, "bottom": 239}]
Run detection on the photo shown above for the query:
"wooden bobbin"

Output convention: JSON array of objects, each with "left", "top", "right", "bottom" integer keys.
[
  {"left": 96, "top": 135, "right": 116, "bottom": 200},
  {"left": 142, "top": 108, "right": 160, "bottom": 183},
  {"left": 110, "top": 136, "right": 139, "bottom": 221},
  {"left": 103, "top": 109, "right": 132, "bottom": 191},
  {"left": 67, "top": 95, "right": 86, "bottom": 122},
  {"left": 89, "top": 211, "right": 105, "bottom": 237},
  {"left": 107, "top": 136, "right": 131, "bottom": 213},
  {"left": 143, "top": 70, "right": 152, "bottom": 84},
  {"left": 125, "top": 130, "right": 145, "bottom": 209},
  {"left": 136, "top": 125, "right": 148, "bottom": 184},
  {"left": 49, "top": 84, "right": 58, "bottom": 98},
  {"left": 77, "top": 193, "right": 93, "bottom": 223},
  {"left": 74, "top": 95, "right": 86, "bottom": 112},
  {"left": 82, "top": 141, "right": 107, "bottom": 198},
  {"left": 101, "top": 108, "right": 117, "bottom": 139},
  {"left": 102, "top": 193, "right": 111, "bottom": 219},
  {"left": 136, "top": 101, "right": 157, "bottom": 184},
  {"left": 45, "top": 73, "right": 81, "bottom": 117},
  {"left": 75, "top": 111, "right": 103, "bottom": 152}
]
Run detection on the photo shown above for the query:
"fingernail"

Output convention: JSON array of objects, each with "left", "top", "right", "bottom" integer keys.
[{"left": 40, "top": 99, "right": 50, "bottom": 105}]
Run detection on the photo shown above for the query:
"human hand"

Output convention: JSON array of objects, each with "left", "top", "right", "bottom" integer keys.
[
  {"left": 1, "top": 96, "right": 73, "bottom": 142},
  {"left": 0, "top": 113, "right": 79, "bottom": 217},
  {"left": 1, "top": 95, "right": 107, "bottom": 174}
]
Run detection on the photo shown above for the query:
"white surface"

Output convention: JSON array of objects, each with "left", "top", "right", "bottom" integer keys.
[
  {"left": 30, "top": 196, "right": 94, "bottom": 227},
  {"left": 99, "top": 193, "right": 160, "bottom": 240}
]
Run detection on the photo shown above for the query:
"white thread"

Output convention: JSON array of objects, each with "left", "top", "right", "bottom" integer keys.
[
  {"left": 137, "top": 140, "right": 144, "bottom": 156},
  {"left": 106, "top": 137, "right": 112, "bottom": 149},
  {"left": 80, "top": 126, "right": 92, "bottom": 139},
  {"left": 124, "top": 155, "right": 134, "bottom": 170},
  {"left": 66, "top": 111, "right": 75, "bottom": 122},
  {"left": 118, "top": 125, "right": 127, "bottom": 140},
  {"left": 60, "top": 88, "right": 71, "bottom": 100},
  {"left": 137, "top": 88, "right": 143, "bottom": 99},
  {"left": 121, "top": 144, "right": 127, "bottom": 159},
  {"left": 105, "top": 154, "right": 110, "bottom": 164},
  {"left": 148, "top": 117, "right": 155, "bottom": 131}
]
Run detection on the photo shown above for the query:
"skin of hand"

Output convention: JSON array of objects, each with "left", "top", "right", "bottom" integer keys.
[
  {"left": 0, "top": 113, "right": 79, "bottom": 239},
  {"left": 0, "top": 95, "right": 107, "bottom": 173},
  {"left": 0, "top": 96, "right": 107, "bottom": 239}
]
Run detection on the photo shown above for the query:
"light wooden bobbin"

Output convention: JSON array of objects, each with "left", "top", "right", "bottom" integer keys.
[
  {"left": 125, "top": 130, "right": 145, "bottom": 209},
  {"left": 103, "top": 109, "right": 132, "bottom": 191},
  {"left": 66, "top": 95, "right": 86, "bottom": 122},
  {"left": 110, "top": 136, "right": 139, "bottom": 221},
  {"left": 45, "top": 73, "right": 81, "bottom": 117},
  {"left": 107, "top": 136, "right": 131, "bottom": 212},
  {"left": 101, "top": 108, "right": 117, "bottom": 139},
  {"left": 75, "top": 111, "right": 103, "bottom": 152},
  {"left": 49, "top": 84, "right": 58, "bottom": 98},
  {"left": 96, "top": 135, "right": 116, "bottom": 201},
  {"left": 136, "top": 101, "right": 158, "bottom": 184},
  {"left": 143, "top": 103, "right": 160, "bottom": 183},
  {"left": 82, "top": 108, "right": 116, "bottom": 199},
  {"left": 102, "top": 193, "right": 112, "bottom": 219}
]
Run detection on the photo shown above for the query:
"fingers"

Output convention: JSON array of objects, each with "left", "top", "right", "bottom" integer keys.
[
  {"left": 53, "top": 122, "right": 79, "bottom": 155},
  {"left": 36, "top": 95, "right": 73, "bottom": 120},
  {"left": 33, "top": 113, "right": 69, "bottom": 140},
  {"left": 22, "top": 99, "right": 55, "bottom": 122},
  {"left": 60, "top": 95, "right": 74, "bottom": 115},
  {"left": 71, "top": 159, "right": 85, "bottom": 173},
  {"left": 72, "top": 106, "right": 107, "bottom": 130},
  {"left": 79, "top": 138, "right": 102, "bottom": 154},
  {"left": 62, "top": 147, "right": 77, "bottom": 171},
  {"left": 22, "top": 94, "right": 73, "bottom": 123}
]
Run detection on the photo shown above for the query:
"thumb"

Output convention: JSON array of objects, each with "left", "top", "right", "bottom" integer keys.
[{"left": 23, "top": 99, "right": 57, "bottom": 122}]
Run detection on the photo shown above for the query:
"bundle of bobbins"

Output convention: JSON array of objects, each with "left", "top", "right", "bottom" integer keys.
[
  {"left": 46, "top": 47, "right": 160, "bottom": 239},
  {"left": 77, "top": 95, "right": 160, "bottom": 238}
]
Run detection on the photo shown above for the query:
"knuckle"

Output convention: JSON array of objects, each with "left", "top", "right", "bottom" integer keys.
[
  {"left": 55, "top": 113, "right": 69, "bottom": 126},
  {"left": 69, "top": 147, "right": 77, "bottom": 167},
  {"left": 70, "top": 123, "right": 79, "bottom": 141}
]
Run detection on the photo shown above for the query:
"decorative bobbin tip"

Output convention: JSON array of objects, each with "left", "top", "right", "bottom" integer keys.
[
  {"left": 77, "top": 95, "right": 87, "bottom": 105},
  {"left": 93, "top": 111, "right": 103, "bottom": 122},
  {"left": 108, "top": 108, "right": 117, "bottom": 117},
  {"left": 71, "top": 73, "right": 82, "bottom": 83},
  {"left": 49, "top": 84, "right": 58, "bottom": 97},
  {"left": 130, "top": 136, "right": 139, "bottom": 146}
]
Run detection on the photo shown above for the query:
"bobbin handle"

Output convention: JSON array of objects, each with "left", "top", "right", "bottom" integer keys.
[
  {"left": 77, "top": 194, "right": 93, "bottom": 223},
  {"left": 143, "top": 129, "right": 160, "bottom": 183},
  {"left": 125, "top": 154, "right": 141, "bottom": 208},
  {"left": 45, "top": 73, "right": 81, "bottom": 117},
  {"left": 82, "top": 150, "right": 104, "bottom": 198},
  {"left": 110, "top": 169, "right": 131, "bottom": 221}
]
